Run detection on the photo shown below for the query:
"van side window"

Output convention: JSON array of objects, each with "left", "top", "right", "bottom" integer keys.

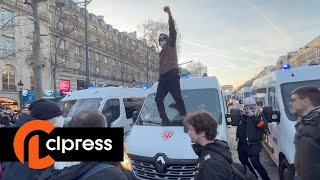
[
  {"left": 253, "top": 88, "right": 266, "bottom": 107},
  {"left": 268, "top": 87, "right": 279, "bottom": 110},
  {"left": 102, "top": 99, "right": 120, "bottom": 125},
  {"left": 123, "top": 97, "right": 145, "bottom": 119}
]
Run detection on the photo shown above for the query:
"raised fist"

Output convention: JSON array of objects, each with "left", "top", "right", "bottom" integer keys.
[{"left": 163, "top": 6, "right": 170, "bottom": 13}]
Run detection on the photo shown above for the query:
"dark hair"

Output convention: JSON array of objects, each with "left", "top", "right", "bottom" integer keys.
[
  {"left": 183, "top": 111, "right": 218, "bottom": 141},
  {"left": 66, "top": 109, "right": 107, "bottom": 128},
  {"left": 292, "top": 86, "right": 320, "bottom": 107}
]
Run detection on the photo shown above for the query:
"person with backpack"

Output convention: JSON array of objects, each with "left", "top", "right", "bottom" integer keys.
[
  {"left": 291, "top": 86, "right": 320, "bottom": 180},
  {"left": 184, "top": 111, "right": 256, "bottom": 180},
  {"left": 236, "top": 97, "right": 271, "bottom": 180},
  {"left": 38, "top": 110, "right": 129, "bottom": 180}
]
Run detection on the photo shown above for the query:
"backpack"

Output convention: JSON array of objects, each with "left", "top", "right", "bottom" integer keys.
[
  {"left": 78, "top": 163, "right": 114, "bottom": 180},
  {"left": 231, "top": 162, "right": 257, "bottom": 180}
]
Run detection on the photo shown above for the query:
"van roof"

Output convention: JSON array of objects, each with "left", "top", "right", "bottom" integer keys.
[
  {"left": 60, "top": 87, "right": 148, "bottom": 101},
  {"left": 252, "top": 64, "right": 320, "bottom": 88},
  {"left": 149, "top": 76, "right": 221, "bottom": 93}
]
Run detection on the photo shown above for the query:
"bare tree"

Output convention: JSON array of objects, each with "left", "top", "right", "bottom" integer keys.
[
  {"left": 136, "top": 19, "right": 181, "bottom": 86},
  {"left": 185, "top": 61, "right": 208, "bottom": 75},
  {"left": 23, "top": 0, "right": 48, "bottom": 100},
  {"left": 137, "top": 19, "right": 181, "bottom": 54},
  {"left": 47, "top": 4, "right": 78, "bottom": 97}
]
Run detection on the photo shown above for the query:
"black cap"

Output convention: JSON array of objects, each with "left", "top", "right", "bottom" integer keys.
[{"left": 29, "top": 99, "right": 63, "bottom": 120}]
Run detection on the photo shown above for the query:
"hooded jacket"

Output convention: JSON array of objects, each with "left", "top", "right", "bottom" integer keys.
[
  {"left": 38, "top": 162, "right": 128, "bottom": 180},
  {"left": 294, "top": 106, "right": 320, "bottom": 180},
  {"left": 192, "top": 140, "right": 233, "bottom": 180},
  {"left": 159, "top": 16, "right": 179, "bottom": 75},
  {"left": 2, "top": 113, "right": 47, "bottom": 180}
]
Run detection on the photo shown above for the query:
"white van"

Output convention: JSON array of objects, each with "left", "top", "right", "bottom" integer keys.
[
  {"left": 238, "top": 86, "right": 252, "bottom": 104},
  {"left": 59, "top": 87, "right": 148, "bottom": 134},
  {"left": 123, "top": 75, "right": 230, "bottom": 180},
  {"left": 250, "top": 62, "right": 320, "bottom": 179}
]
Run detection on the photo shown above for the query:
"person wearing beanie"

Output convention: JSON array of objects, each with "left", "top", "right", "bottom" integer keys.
[{"left": 2, "top": 99, "right": 65, "bottom": 180}]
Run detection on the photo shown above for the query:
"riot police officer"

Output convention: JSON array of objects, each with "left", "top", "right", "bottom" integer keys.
[{"left": 236, "top": 97, "right": 271, "bottom": 180}]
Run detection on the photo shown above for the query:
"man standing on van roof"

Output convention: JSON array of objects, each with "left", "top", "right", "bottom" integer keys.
[
  {"left": 291, "top": 86, "right": 320, "bottom": 180},
  {"left": 155, "top": 6, "right": 187, "bottom": 126}
]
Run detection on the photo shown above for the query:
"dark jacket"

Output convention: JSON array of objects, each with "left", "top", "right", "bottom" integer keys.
[
  {"left": 236, "top": 110, "right": 268, "bottom": 145},
  {"left": 2, "top": 113, "right": 47, "bottom": 180},
  {"left": 192, "top": 140, "right": 233, "bottom": 180},
  {"left": 294, "top": 106, "right": 320, "bottom": 180},
  {"left": 159, "top": 16, "right": 179, "bottom": 75},
  {"left": 0, "top": 116, "right": 10, "bottom": 126},
  {"left": 38, "top": 162, "right": 128, "bottom": 180}
]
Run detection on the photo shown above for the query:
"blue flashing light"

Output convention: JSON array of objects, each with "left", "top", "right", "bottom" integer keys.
[
  {"left": 141, "top": 83, "right": 148, "bottom": 90},
  {"left": 282, "top": 64, "right": 291, "bottom": 70},
  {"left": 181, "top": 73, "right": 189, "bottom": 78}
]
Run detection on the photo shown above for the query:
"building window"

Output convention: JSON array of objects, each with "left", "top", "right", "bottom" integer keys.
[
  {"left": 112, "top": 59, "right": 116, "bottom": 66},
  {"left": 1, "top": 9, "right": 13, "bottom": 28},
  {"left": 76, "top": 62, "right": 80, "bottom": 69},
  {"left": 75, "top": 46, "right": 80, "bottom": 55},
  {"left": 104, "top": 56, "right": 108, "bottom": 64},
  {"left": 2, "top": 64, "right": 16, "bottom": 91},
  {"left": 59, "top": 39, "right": 65, "bottom": 49},
  {"left": 60, "top": 57, "right": 66, "bottom": 66},
  {"left": 2, "top": 36, "right": 14, "bottom": 55},
  {"left": 57, "top": 21, "right": 64, "bottom": 31},
  {"left": 94, "top": 26, "right": 97, "bottom": 32},
  {"left": 96, "top": 67, "right": 100, "bottom": 73},
  {"left": 95, "top": 53, "right": 99, "bottom": 61},
  {"left": 28, "top": 19, "right": 34, "bottom": 33},
  {"left": 74, "top": 29, "right": 79, "bottom": 37}
]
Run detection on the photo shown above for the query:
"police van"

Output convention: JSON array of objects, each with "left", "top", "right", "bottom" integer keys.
[
  {"left": 251, "top": 60, "right": 320, "bottom": 179},
  {"left": 238, "top": 86, "right": 252, "bottom": 104},
  {"left": 59, "top": 87, "right": 148, "bottom": 134},
  {"left": 122, "top": 75, "right": 230, "bottom": 180}
]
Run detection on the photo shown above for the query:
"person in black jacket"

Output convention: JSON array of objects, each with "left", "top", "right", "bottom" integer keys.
[
  {"left": 291, "top": 86, "right": 320, "bottom": 180},
  {"left": 38, "top": 110, "right": 128, "bottom": 180},
  {"left": 2, "top": 99, "right": 64, "bottom": 180},
  {"left": 184, "top": 111, "right": 233, "bottom": 180},
  {"left": 236, "top": 97, "right": 271, "bottom": 180}
]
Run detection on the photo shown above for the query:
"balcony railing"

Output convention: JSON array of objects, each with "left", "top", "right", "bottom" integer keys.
[{"left": 3, "top": 84, "right": 17, "bottom": 92}]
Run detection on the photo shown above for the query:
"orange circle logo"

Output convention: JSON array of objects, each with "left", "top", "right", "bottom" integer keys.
[{"left": 13, "top": 120, "right": 55, "bottom": 169}]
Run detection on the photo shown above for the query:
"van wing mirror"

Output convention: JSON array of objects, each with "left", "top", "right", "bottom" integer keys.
[
  {"left": 132, "top": 111, "right": 139, "bottom": 123},
  {"left": 262, "top": 105, "right": 280, "bottom": 123},
  {"left": 230, "top": 109, "right": 242, "bottom": 126}
]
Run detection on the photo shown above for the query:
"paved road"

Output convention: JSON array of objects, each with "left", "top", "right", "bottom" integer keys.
[{"left": 228, "top": 126, "right": 279, "bottom": 180}]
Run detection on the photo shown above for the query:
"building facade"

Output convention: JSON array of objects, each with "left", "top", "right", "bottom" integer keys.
[{"left": 0, "top": 0, "right": 159, "bottom": 110}]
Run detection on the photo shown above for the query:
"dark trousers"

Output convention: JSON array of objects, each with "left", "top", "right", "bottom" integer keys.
[
  {"left": 155, "top": 71, "right": 187, "bottom": 120},
  {"left": 238, "top": 142, "right": 271, "bottom": 180}
]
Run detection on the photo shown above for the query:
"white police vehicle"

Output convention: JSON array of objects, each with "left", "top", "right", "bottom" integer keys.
[
  {"left": 59, "top": 87, "right": 148, "bottom": 134},
  {"left": 122, "top": 74, "right": 231, "bottom": 180},
  {"left": 251, "top": 60, "right": 320, "bottom": 179}
]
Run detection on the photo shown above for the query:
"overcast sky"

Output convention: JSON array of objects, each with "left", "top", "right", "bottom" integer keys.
[{"left": 87, "top": 0, "right": 320, "bottom": 87}]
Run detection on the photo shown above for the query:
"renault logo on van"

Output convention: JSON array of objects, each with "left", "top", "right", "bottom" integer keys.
[{"left": 154, "top": 155, "right": 166, "bottom": 172}]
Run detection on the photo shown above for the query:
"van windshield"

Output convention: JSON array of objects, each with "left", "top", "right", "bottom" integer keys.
[
  {"left": 244, "top": 92, "right": 251, "bottom": 98},
  {"left": 59, "top": 98, "right": 103, "bottom": 118},
  {"left": 281, "top": 80, "right": 320, "bottom": 121},
  {"left": 136, "top": 88, "right": 222, "bottom": 126}
]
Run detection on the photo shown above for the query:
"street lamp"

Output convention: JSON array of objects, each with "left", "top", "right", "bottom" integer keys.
[{"left": 17, "top": 80, "right": 24, "bottom": 110}]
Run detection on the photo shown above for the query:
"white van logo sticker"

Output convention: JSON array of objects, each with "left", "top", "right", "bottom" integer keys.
[{"left": 162, "top": 131, "right": 174, "bottom": 141}]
